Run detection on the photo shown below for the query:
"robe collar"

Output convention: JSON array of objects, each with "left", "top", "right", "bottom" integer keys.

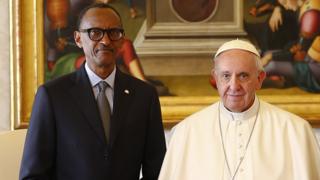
[{"left": 220, "top": 96, "right": 259, "bottom": 121}]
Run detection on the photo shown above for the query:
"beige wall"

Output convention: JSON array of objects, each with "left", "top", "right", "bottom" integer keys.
[{"left": 0, "top": 0, "right": 10, "bottom": 131}]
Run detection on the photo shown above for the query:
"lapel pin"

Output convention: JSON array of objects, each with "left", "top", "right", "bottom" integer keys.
[{"left": 124, "top": 89, "right": 130, "bottom": 94}]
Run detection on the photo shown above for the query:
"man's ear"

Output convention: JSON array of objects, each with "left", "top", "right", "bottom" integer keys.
[
  {"left": 256, "top": 70, "right": 266, "bottom": 89},
  {"left": 74, "top": 31, "right": 82, "bottom": 48},
  {"left": 211, "top": 69, "right": 217, "bottom": 79}
]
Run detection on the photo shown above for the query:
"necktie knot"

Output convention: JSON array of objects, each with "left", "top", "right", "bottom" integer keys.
[{"left": 98, "top": 81, "right": 108, "bottom": 93}]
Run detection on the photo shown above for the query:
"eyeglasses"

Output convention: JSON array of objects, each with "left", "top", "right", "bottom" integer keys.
[{"left": 79, "top": 28, "right": 125, "bottom": 41}]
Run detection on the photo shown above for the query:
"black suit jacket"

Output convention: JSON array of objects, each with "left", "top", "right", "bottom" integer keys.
[{"left": 19, "top": 65, "right": 166, "bottom": 180}]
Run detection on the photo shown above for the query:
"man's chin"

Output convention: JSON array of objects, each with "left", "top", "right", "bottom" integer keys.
[
  {"left": 98, "top": 62, "right": 115, "bottom": 68},
  {"left": 227, "top": 95, "right": 244, "bottom": 102},
  {"left": 93, "top": 59, "right": 113, "bottom": 68},
  {"left": 96, "top": 51, "right": 114, "bottom": 58},
  {"left": 224, "top": 100, "right": 245, "bottom": 112},
  {"left": 226, "top": 105, "right": 244, "bottom": 112},
  {"left": 95, "top": 56, "right": 116, "bottom": 65}
]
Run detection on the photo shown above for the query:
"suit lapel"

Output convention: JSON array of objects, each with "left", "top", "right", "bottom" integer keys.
[
  {"left": 110, "top": 70, "right": 134, "bottom": 147},
  {"left": 68, "top": 65, "right": 106, "bottom": 144}
]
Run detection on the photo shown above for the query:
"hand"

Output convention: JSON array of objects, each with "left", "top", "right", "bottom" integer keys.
[
  {"left": 289, "top": 44, "right": 302, "bottom": 53},
  {"left": 269, "top": 6, "right": 282, "bottom": 32},
  {"left": 261, "top": 53, "right": 273, "bottom": 66},
  {"left": 249, "top": 7, "right": 258, "bottom": 17}
]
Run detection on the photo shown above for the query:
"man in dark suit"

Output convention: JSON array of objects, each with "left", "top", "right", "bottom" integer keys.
[{"left": 19, "top": 3, "right": 166, "bottom": 180}]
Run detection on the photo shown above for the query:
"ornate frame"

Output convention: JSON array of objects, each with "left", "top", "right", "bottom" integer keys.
[
  {"left": 10, "top": 0, "right": 320, "bottom": 129},
  {"left": 161, "top": 95, "right": 320, "bottom": 128},
  {"left": 10, "top": 0, "right": 44, "bottom": 129}
]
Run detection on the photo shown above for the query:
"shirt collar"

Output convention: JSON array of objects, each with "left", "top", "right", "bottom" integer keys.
[
  {"left": 220, "top": 96, "right": 259, "bottom": 121},
  {"left": 85, "top": 62, "right": 116, "bottom": 89}
]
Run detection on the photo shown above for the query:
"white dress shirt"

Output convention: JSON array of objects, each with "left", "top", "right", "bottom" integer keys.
[{"left": 85, "top": 62, "right": 115, "bottom": 112}]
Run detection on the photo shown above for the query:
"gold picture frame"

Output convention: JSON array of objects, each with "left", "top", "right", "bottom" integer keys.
[
  {"left": 10, "top": 0, "right": 320, "bottom": 129},
  {"left": 10, "top": 0, "right": 44, "bottom": 129}
]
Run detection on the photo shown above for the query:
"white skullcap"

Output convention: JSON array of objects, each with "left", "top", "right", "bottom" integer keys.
[{"left": 214, "top": 39, "right": 260, "bottom": 58}]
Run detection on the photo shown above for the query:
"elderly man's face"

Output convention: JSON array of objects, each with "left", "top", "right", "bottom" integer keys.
[
  {"left": 74, "top": 8, "right": 123, "bottom": 73},
  {"left": 213, "top": 50, "right": 265, "bottom": 112}
]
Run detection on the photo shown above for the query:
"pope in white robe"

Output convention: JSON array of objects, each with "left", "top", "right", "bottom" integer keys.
[
  {"left": 159, "top": 40, "right": 320, "bottom": 180},
  {"left": 159, "top": 98, "right": 320, "bottom": 180}
]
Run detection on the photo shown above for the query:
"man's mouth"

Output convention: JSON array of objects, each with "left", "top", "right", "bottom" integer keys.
[
  {"left": 96, "top": 48, "right": 114, "bottom": 54},
  {"left": 227, "top": 94, "right": 243, "bottom": 97},
  {"left": 227, "top": 94, "right": 244, "bottom": 99}
]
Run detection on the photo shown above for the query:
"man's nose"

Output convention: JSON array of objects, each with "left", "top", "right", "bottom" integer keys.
[
  {"left": 100, "top": 33, "right": 111, "bottom": 45},
  {"left": 229, "top": 76, "right": 241, "bottom": 90}
]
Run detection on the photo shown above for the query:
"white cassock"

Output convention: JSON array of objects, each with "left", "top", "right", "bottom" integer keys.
[{"left": 159, "top": 97, "right": 320, "bottom": 180}]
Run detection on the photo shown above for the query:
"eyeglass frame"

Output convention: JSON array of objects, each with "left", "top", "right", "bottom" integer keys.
[{"left": 78, "top": 27, "right": 125, "bottom": 41}]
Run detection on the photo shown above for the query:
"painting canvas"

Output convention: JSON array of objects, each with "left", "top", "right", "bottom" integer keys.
[
  {"left": 10, "top": 0, "right": 320, "bottom": 128},
  {"left": 244, "top": 0, "right": 320, "bottom": 93}
]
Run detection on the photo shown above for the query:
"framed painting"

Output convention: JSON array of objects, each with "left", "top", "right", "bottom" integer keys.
[
  {"left": 143, "top": 0, "right": 320, "bottom": 127},
  {"left": 10, "top": 0, "right": 320, "bottom": 129}
]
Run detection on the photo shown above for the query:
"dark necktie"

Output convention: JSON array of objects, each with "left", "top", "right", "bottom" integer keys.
[{"left": 97, "top": 81, "right": 111, "bottom": 142}]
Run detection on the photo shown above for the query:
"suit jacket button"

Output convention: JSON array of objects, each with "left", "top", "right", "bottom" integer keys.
[{"left": 104, "top": 151, "right": 109, "bottom": 160}]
